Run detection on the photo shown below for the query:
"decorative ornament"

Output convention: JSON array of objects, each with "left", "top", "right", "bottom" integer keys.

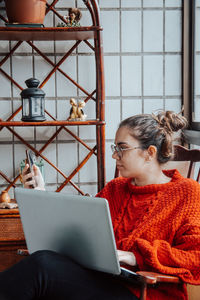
[
  {"left": 21, "top": 78, "right": 46, "bottom": 122},
  {"left": 68, "top": 98, "right": 87, "bottom": 121},
  {"left": 0, "top": 190, "right": 18, "bottom": 209},
  {"left": 57, "top": 7, "right": 82, "bottom": 27},
  {"left": 77, "top": 101, "right": 87, "bottom": 120},
  {"left": 68, "top": 98, "right": 78, "bottom": 120}
]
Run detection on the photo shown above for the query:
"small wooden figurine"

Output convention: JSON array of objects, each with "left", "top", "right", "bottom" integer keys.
[
  {"left": 68, "top": 98, "right": 87, "bottom": 121},
  {"left": 68, "top": 98, "right": 78, "bottom": 120},
  {"left": 57, "top": 8, "right": 82, "bottom": 27},
  {"left": 66, "top": 8, "right": 82, "bottom": 27},
  {"left": 77, "top": 101, "right": 87, "bottom": 120}
]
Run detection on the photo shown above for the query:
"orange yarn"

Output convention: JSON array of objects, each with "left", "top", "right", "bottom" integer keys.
[{"left": 96, "top": 169, "right": 200, "bottom": 300}]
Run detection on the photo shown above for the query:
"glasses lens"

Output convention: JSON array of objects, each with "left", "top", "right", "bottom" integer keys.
[
  {"left": 116, "top": 145, "right": 122, "bottom": 158},
  {"left": 111, "top": 144, "right": 122, "bottom": 158},
  {"left": 111, "top": 144, "right": 115, "bottom": 154}
]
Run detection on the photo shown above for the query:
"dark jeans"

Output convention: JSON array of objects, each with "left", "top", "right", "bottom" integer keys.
[{"left": 0, "top": 250, "right": 138, "bottom": 300}]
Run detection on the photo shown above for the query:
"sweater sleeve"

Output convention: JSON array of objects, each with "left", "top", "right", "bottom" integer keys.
[
  {"left": 134, "top": 221, "right": 200, "bottom": 284},
  {"left": 133, "top": 180, "right": 200, "bottom": 284}
]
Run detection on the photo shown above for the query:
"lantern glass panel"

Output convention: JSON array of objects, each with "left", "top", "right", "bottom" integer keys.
[
  {"left": 23, "top": 98, "right": 30, "bottom": 116},
  {"left": 41, "top": 99, "right": 44, "bottom": 116},
  {"left": 32, "top": 97, "right": 41, "bottom": 116}
]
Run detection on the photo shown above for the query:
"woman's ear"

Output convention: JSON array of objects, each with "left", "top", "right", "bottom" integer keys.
[{"left": 146, "top": 145, "right": 157, "bottom": 161}]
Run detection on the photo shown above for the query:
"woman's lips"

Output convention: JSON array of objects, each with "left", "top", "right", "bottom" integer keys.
[{"left": 116, "top": 164, "right": 123, "bottom": 169}]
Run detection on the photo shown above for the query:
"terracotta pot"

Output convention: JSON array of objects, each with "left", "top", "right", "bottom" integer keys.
[
  {"left": 0, "top": 190, "right": 11, "bottom": 203},
  {"left": 5, "top": 0, "right": 47, "bottom": 24}
]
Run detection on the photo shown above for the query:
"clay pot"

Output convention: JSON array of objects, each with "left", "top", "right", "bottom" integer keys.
[
  {"left": 0, "top": 190, "right": 11, "bottom": 203},
  {"left": 5, "top": 0, "right": 47, "bottom": 24}
]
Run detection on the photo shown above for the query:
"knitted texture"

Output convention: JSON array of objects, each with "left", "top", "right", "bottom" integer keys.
[{"left": 96, "top": 169, "right": 200, "bottom": 300}]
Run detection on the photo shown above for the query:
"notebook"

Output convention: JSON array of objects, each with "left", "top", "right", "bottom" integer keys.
[{"left": 15, "top": 188, "right": 139, "bottom": 281}]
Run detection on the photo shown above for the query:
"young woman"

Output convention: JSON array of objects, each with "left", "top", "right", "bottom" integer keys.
[{"left": 0, "top": 111, "right": 200, "bottom": 300}]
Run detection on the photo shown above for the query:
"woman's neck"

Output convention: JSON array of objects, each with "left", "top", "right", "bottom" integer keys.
[{"left": 132, "top": 166, "right": 171, "bottom": 186}]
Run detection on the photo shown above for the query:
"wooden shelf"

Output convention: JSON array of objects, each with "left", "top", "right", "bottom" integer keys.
[
  {"left": 0, "top": 120, "right": 105, "bottom": 126},
  {"left": 0, "top": 26, "right": 102, "bottom": 41},
  {"left": 0, "top": 209, "right": 19, "bottom": 216}
]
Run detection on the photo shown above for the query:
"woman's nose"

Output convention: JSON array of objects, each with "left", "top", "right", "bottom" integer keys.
[{"left": 112, "top": 151, "right": 120, "bottom": 160}]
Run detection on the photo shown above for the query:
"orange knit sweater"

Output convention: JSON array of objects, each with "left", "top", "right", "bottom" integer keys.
[{"left": 96, "top": 169, "right": 200, "bottom": 300}]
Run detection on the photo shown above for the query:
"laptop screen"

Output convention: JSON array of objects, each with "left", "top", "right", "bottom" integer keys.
[{"left": 15, "top": 187, "right": 121, "bottom": 275}]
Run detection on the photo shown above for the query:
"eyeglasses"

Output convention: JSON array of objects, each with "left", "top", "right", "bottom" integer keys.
[{"left": 111, "top": 144, "right": 141, "bottom": 159}]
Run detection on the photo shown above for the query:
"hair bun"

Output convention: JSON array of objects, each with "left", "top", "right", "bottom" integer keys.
[{"left": 155, "top": 111, "right": 188, "bottom": 133}]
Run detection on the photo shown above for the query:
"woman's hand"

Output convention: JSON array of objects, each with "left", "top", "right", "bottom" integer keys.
[
  {"left": 117, "top": 250, "right": 137, "bottom": 266},
  {"left": 22, "top": 164, "right": 45, "bottom": 190}
]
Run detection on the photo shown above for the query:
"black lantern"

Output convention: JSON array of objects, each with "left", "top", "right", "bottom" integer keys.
[{"left": 21, "top": 78, "right": 46, "bottom": 122}]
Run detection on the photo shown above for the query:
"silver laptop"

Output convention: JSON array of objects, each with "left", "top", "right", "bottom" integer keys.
[{"left": 15, "top": 188, "right": 138, "bottom": 280}]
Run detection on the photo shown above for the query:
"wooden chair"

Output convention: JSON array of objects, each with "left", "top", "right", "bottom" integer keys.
[
  {"left": 114, "top": 144, "right": 200, "bottom": 300},
  {"left": 164, "top": 144, "right": 200, "bottom": 182},
  {"left": 18, "top": 145, "right": 200, "bottom": 300}
]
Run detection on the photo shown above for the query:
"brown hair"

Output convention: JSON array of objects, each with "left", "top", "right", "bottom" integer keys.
[{"left": 119, "top": 111, "right": 188, "bottom": 163}]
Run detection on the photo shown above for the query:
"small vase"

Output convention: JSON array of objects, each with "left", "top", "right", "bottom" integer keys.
[
  {"left": 5, "top": 0, "right": 47, "bottom": 24},
  {"left": 0, "top": 190, "right": 11, "bottom": 203}
]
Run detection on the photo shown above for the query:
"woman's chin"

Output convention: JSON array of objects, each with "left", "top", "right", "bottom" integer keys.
[{"left": 118, "top": 171, "right": 129, "bottom": 178}]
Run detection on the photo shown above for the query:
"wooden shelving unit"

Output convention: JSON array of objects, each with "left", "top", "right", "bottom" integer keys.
[
  {"left": 0, "top": 0, "right": 105, "bottom": 194},
  {"left": 0, "top": 0, "right": 105, "bottom": 271}
]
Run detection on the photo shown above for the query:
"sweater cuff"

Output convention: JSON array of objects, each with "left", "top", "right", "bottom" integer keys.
[{"left": 132, "top": 250, "right": 145, "bottom": 270}]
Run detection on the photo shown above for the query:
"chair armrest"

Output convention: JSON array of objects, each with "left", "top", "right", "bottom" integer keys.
[{"left": 136, "top": 271, "right": 180, "bottom": 285}]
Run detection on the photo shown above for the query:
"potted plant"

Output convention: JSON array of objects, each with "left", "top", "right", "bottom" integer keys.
[{"left": 4, "top": 0, "right": 47, "bottom": 24}]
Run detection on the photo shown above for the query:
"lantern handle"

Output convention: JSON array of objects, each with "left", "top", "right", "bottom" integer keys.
[{"left": 25, "top": 78, "right": 40, "bottom": 88}]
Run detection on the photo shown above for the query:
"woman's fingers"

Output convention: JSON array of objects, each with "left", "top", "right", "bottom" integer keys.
[
  {"left": 117, "top": 250, "right": 137, "bottom": 266},
  {"left": 23, "top": 179, "right": 36, "bottom": 189},
  {"left": 22, "top": 164, "right": 29, "bottom": 176},
  {"left": 33, "top": 164, "right": 39, "bottom": 176},
  {"left": 22, "top": 164, "right": 45, "bottom": 190},
  {"left": 22, "top": 172, "right": 32, "bottom": 183},
  {"left": 21, "top": 164, "right": 36, "bottom": 188}
]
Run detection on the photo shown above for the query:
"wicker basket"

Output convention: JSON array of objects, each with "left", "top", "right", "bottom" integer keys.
[{"left": 0, "top": 209, "right": 26, "bottom": 271}]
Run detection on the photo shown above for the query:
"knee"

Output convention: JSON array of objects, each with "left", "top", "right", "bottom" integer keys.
[
  {"left": 30, "top": 250, "right": 79, "bottom": 275},
  {"left": 30, "top": 250, "right": 58, "bottom": 269}
]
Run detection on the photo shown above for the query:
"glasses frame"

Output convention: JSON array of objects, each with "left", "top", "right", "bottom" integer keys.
[{"left": 111, "top": 144, "right": 141, "bottom": 159}]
